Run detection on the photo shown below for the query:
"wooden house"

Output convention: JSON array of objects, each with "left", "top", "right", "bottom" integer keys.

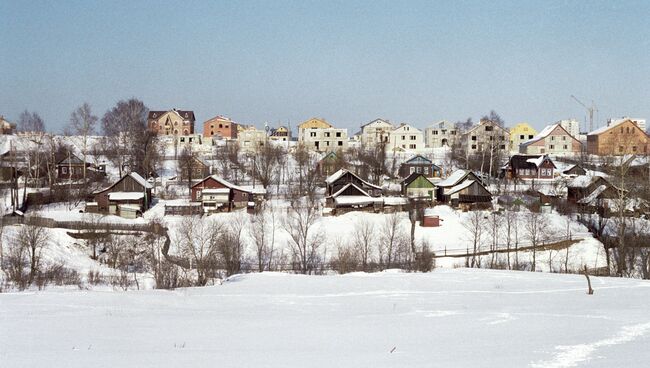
[
  {"left": 401, "top": 172, "right": 435, "bottom": 201},
  {"left": 587, "top": 119, "right": 649, "bottom": 155},
  {"left": 55, "top": 154, "right": 93, "bottom": 180},
  {"left": 324, "top": 169, "right": 383, "bottom": 209},
  {"left": 316, "top": 151, "right": 342, "bottom": 177},
  {"left": 398, "top": 155, "right": 442, "bottom": 179},
  {"left": 89, "top": 172, "right": 153, "bottom": 218},
  {"left": 567, "top": 175, "right": 618, "bottom": 203},
  {"left": 190, "top": 175, "right": 257, "bottom": 212},
  {"left": 502, "top": 154, "right": 556, "bottom": 180},
  {"left": 180, "top": 156, "right": 211, "bottom": 183},
  {"left": 435, "top": 169, "right": 492, "bottom": 207},
  {"left": 563, "top": 165, "right": 587, "bottom": 177}
]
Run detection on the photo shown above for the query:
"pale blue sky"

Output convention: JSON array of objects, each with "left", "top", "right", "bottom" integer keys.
[{"left": 1, "top": 0, "right": 649, "bottom": 133}]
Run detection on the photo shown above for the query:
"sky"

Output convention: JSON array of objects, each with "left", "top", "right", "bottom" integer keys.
[{"left": 1, "top": 0, "right": 649, "bottom": 134}]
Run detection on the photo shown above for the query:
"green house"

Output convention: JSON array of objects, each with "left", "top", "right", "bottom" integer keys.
[{"left": 401, "top": 172, "right": 435, "bottom": 201}]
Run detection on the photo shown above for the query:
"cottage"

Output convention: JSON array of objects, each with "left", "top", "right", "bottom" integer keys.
[
  {"left": 325, "top": 169, "right": 382, "bottom": 209},
  {"left": 563, "top": 165, "right": 587, "bottom": 177},
  {"left": 567, "top": 175, "right": 618, "bottom": 204},
  {"left": 503, "top": 154, "right": 556, "bottom": 180},
  {"left": 203, "top": 115, "right": 237, "bottom": 140},
  {"left": 190, "top": 175, "right": 258, "bottom": 212},
  {"left": 519, "top": 124, "right": 582, "bottom": 154},
  {"left": 401, "top": 172, "right": 435, "bottom": 201},
  {"left": 587, "top": 119, "right": 649, "bottom": 155},
  {"left": 360, "top": 118, "right": 393, "bottom": 146},
  {"left": 148, "top": 109, "right": 195, "bottom": 136},
  {"left": 398, "top": 155, "right": 442, "bottom": 179},
  {"left": 180, "top": 156, "right": 211, "bottom": 183},
  {"left": 56, "top": 154, "right": 93, "bottom": 180},
  {"left": 315, "top": 151, "right": 343, "bottom": 177},
  {"left": 435, "top": 170, "right": 492, "bottom": 206},
  {"left": 90, "top": 172, "right": 153, "bottom": 217}
]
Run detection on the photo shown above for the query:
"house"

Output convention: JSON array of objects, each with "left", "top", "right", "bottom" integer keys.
[
  {"left": 587, "top": 119, "right": 649, "bottom": 155},
  {"left": 180, "top": 156, "right": 211, "bottom": 183},
  {"left": 607, "top": 117, "right": 646, "bottom": 132},
  {"left": 401, "top": 172, "right": 435, "bottom": 201},
  {"left": 503, "top": 154, "right": 556, "bottom": 180},
  {"left": 0, "top": 116, "right": 16, "bottom": 135},
  {"left": 424, "top": 120, "right": 458, "bottom": 148},
  {"left": 89, "top": 172, "right": 153, "bottom": 218},
  {"left": 316, "top": 151, "right": 344, "bottom": 177},
  {"left": 519, "top": 124, "right": 582, "bottom": 154},
  {"left": 398, "top": 155, "right": 442, "bottom": 178},
  {"left": 298, "top": 118, "right": 348, "bottom": 152},
  {"left": 435, "top": 170, "right": 492, "bottom": 207},
  {"left": 508, "top": 122, "right": 537, "bottom": 152},
  {"left": 203, "top": 115, "right": 237, "bottom": 140},
  {"left": 147, "top": 109, "right": 195, "bottom": 136},
  {"left": 387, "top": 123, "right": 424, "bottom": 151},
  {"left": 55, "top": 154, "right": 93, "bottom": 180},
  {"left": 325, "top": 169, "right": 383, "bottom": 208},
  {"left": 269, "top": 126, "right": 291, "bottom": 142},
  {"left": 360, "top": 118, "right": 393, "bottom": 147},
  {"left": 567, "top": 175, "right": 617, "bottom": 203},
  {"left": 238, "top": 126, "right": 267, "bottom": 152},
  {"left": 462, "top": 120, "right": 510, "bottom": 155},
  {"left": 190, "top": 175, "right": 258, "bottom": 212},
  {"left": 563, "top": 165, "right": 587, "bottom": 177}
]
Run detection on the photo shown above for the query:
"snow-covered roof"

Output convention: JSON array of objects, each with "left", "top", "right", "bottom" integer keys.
[
  {"left": 129, "top": 172, "right": 153, "bottom": 189},
  {"left": 118, "top": 204, "right": 141, "bottom": 211},
  {"left": 108, "top": 192, "right": 145, "bottom": 201},
  {"left": 526, "top": 156, "right": 545, "bottom": 167},
  {"left": 193, "top": 175, "right": 253, "bottom": 194},
  {"left": 383, "top": 197, "right": 408, "bottom": 206},
  {"left": 437, "top": 170, "right": 468, "bottom": 187},
  {"left": 521, "top": 124, "right": 562, "bottom": 146},
  {"left": 578, "top": 185, "right": 608, "bottom": 205},
  {"left": 325, "top": 169, "right": 381, "bottom": 190},
  {"left": 588, "top": 119, "right": 632, "bottom": 136},
  {"left": 568, "top": 175, "right": 597, "bottom": 188},
  {"left": 333, "top": 196, "right": 383, "bottom": 206},
  {"left": 331, "top": 182, "right": 371, "bottom": 198},
  {"left": 445, "top": 180, "right": 475, "bottom": 195}
]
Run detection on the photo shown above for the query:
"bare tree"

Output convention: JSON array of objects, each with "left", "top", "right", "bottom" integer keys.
[
  {"left": 252, "top": 143, "right": 285, "bottom": 189},
  {"left": 524, "top": 210, "right": 549, "bottom": 272},
  {"left": 176, "top": 216, "right": 224, "bottom": 286},
  {"left": 101, "top": 98, "right": 149, "bottom": 177},
  {"left": 178, "top": 145, "right": 197, "bottom": 192},
  {"left": 17, "top": 224, "right": 49, "bottom": 284},
  {"left": 463, "top": 211, "right": 484, "bottom": 268},
  {"left": 487, "top": 212, "right": 502, "bottom": 268},
  {"left": 218, "top": 213, "right": 248, "bottom": 276},
  {"left": 284, "top": 199, "right": 323, "bottom": 274},
  {"left": 353, "top": 217, "right": 375, "bottom": 272},
  {"left": 250, "top": 203, "right": 277, "bottom": 272},
  {"left": 67, "top": 103, "right": 98, "bottom": 181},
  {"left": 17, "top": 110, "right": 45, "bottom": 132},
  {"left": 379, "top": 212, "right": 405, "bottom": 269}
]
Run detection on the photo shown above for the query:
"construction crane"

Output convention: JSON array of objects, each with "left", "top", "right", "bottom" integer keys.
[{"left": 571, "top": 95, "right": 598, "bottom": 133}]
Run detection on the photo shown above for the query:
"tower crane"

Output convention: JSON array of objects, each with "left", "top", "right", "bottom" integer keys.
[{"left": 571, "top": 95, "right": 598, "bottom": 133}]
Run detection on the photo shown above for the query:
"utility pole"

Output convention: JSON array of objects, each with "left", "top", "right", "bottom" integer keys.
[{"left": 571, "top": 95, "right": 598, "bottom": 133}]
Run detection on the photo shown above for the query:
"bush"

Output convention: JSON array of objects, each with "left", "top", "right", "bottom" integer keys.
[
  {"left": 330, "top": 247, "right": 359, "bottom": 274},
  {"left": 415, "top": 245, "right": 435, "bottom": 273}
]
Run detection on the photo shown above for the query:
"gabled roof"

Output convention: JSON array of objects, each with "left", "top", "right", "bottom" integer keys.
[
  {"left": 325, "top": 169, "right": 382, "bottom": 190},
  {"left": 568, "top": 175, "right": 608, "bottom": 189},
  {"left": 464, "top": 120, "right": 508, "bottom": 135},
  {"left": 588, "top": 118, "right": 647, "bottom": 136},
  {"left": 445, "top": 180, "right": 475, "bottom": 195},
  {"left": 521, "top": 124, "right": 579, "bottom": 146},
  {"left": 149, "top": 109, "right": 195, "bottom": 121},
  {"left": 404, "top": 154, "right": 432, "bottom": 165},
  {"left": 507, "top": 154, "right": 555, "bottom": 170},
  {"left": 56, "top": 153, "right": 86, "bottom": 166},
  {"left": 437, "top": 170, "right": 471, "bottom": 187},
  {"left": 392, "top": 123, "right": 422, "bottom": 133},
  {"left": 191, "top": 175, "right": 252, "bottom": 193},
  {"left": 401, "top": 172, "right": 435, "bottom": 187},
  {"left": 331, "top": 182, "right": 371, "bottom": 198},
  {"left": 361, "top": 118, "right": 392, "bottom": 130},
  {"left": 129, "top": 172, "right": 153, "bottom": 189}
]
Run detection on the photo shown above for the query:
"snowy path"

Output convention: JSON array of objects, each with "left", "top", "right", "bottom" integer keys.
[{"left": 1, "top": 270, "right": 649, "bottom": 367}]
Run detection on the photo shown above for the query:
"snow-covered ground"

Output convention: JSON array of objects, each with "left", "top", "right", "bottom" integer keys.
[{"left": 1, "top": 270, "right": 650, "bottom": 367}]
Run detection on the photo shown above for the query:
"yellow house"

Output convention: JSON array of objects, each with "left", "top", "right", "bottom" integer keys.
[{"left": 509, "top": 122, "right": 537, "bottom": 152}]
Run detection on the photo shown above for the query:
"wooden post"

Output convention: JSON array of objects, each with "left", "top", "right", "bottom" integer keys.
[{"left": 583, "top": 265, "right": 594, "bottom": 295}]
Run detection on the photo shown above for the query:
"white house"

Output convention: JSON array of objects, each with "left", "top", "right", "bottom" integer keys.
[
  {"left": 387, "top": 123, "right": 424, "bottom": 151},
  {"left": 424, "top": 120, "right": 458, "bottom": 148},
  {"left": 360, "top": 118, "right": 393, "bottom": 146}
]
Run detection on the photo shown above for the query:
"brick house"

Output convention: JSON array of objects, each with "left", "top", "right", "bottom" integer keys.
[
  {"left": 203, "top": 115, "right": 238, "bottom": 140},
  {"left": 587, "top": 119, "right": 649, "bottom": 155},
  {"left": 148, "top": 109, "right": 195, "bottom": 136}
]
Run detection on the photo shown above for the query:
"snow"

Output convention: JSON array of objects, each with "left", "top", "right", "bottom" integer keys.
[
  {"left": 108, "top": 192, "right": 145, "bottom": 200},
  {"left": 526, "top": 156, "right": 545, "bottom": 167},
  {"left": 445, "top": 179, "right": 474, "bottom": 195},
  {"left": 331, "top": 182, "right": 371, "bottom": 198},
  {"left": 129, "top": 172, "right": 153, "bottom": 189},
  {"left": 2, "top": 270, "right": 650, "bottom": 367},
  {"left": 578, "top": 185, "right": 608, "bottom": 205},
  {"left": 522, "top": 124, "right": 558, "bottom": 145},
  {"left": 436, "top": 169, "right": 468, "bottom": 187},
  {"left": 325, "top": 168, "right": 346, "bottom": 185},
  {"left": 569, "top": 175, "right": 596, "bottom": 188},
  {"left": 202, "top": 188, "right": 230, "bottom": 194},
  {"left": 334, "top": 195, "right": 382, "bottom": 206}
]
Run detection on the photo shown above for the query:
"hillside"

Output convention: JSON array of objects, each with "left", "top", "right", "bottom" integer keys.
[{"left": 2, "top": 270, "right": 650, "bottom": 367}]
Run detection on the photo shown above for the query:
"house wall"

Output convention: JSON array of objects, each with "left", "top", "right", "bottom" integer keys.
[
  {"left": 399, "top": 163, "right": 440, "bottom": 178},
  {"left": 509, "top": 123, "right": 537, "bottom": 152},
  {"left": 361, "top": 120, "right": 393, "bottom": 146},
  {"left": 388, "top": 125, "right": 424, "bottom": 151},
  {"left": 587, "top": 121, "right": 650, "bottom": 155},
  {"left": 148, "top": 111, "right": 195, "bottom": 136},
  {"left": 203, "top": 117, "right": 237, "bottom": 139},
  {"left": 424, "top": 123, "right": 458, "bottom": 148},
  {"left": 301, "top": 128, "right": 348, "bottom": 152},
  {"left": 94, "top": 175, "right": 151, "bottom": 212},
  {"left": 464, "top": 121, "right": 510, "bottom": 154}
]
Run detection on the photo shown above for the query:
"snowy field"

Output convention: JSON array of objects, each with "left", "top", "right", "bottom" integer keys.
[{"left": 2, "top": 270, "right": 650, "bottom": 368}]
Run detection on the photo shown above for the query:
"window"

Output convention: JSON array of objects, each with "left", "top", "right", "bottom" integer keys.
[
  {"left": 551, "top": 136, "right": 555, "bottom": 140},
  {"left": 549, "top": 145, "right": 554, "bottom": 149},
  {"left": 336, "top": 132, "right": 341, "bottom": 137},
  {"left": 485, "top": 126, "right": 493, "bottom": 132},
  {"left": 520, "top": 135, "right": 524, "bottom": 139},
  {"left": 433, "top": 130, "right": 439, "bottom": 135},
  {"left": 633, "top": 146, "right": 638, "bottom": 152},
  {"left": 471, "top": 144, "right": 477, "bottom": 149},
  {"left": 62, "top": 167, "right": 68, "bottom": 174},
  {"left": 619, "top": 146, "right": 624, "bottom": 152},
  {"left": 424, "top": 167, "right": 429, "bottom": 174},
  {"left": 471, "top": 136, "right": 477, "bottom": 141},
  {"left": 402, "top": 135, "right": 406, "bottom": 140},
  {"left": 410, "top": 167, "right": 415, "bottom": 174},
  {"left": 500, "top": 145, "right": 506, "bottom": 150},
  {"left": 326, "top": 141, "right": 330, "bottom": 146},
  {"left": 409, "top": 144, "right": 416, "bottom": 149},
  {"left": 410, "top": 135, "right": 416, "bottom": 140},
  {"left": 325, "top": 132, "right": 330, "bottom": 137},
  {"left": 338, "top": 141, "right": 343, "bottom": 146},
  {"left": 219, "top": 124, "right": 223, "bottom": 128},
  {"left": 563, "top": 145, "right": 568, "bottom": 149},
  {"left": 416, "top": 167, "right": 422, "bottom": 173},
  {"left": 196, "top": 189, "right": 202, "bottom": 199},
  {"left": 562, "top": 136, "right": 566, "bottom": 141},
  {"left": 310, "top": 132, "right": 316, "bottom": 137},
  {"left": 529, "top": 135, "right": 534, "bottom": 139}
]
